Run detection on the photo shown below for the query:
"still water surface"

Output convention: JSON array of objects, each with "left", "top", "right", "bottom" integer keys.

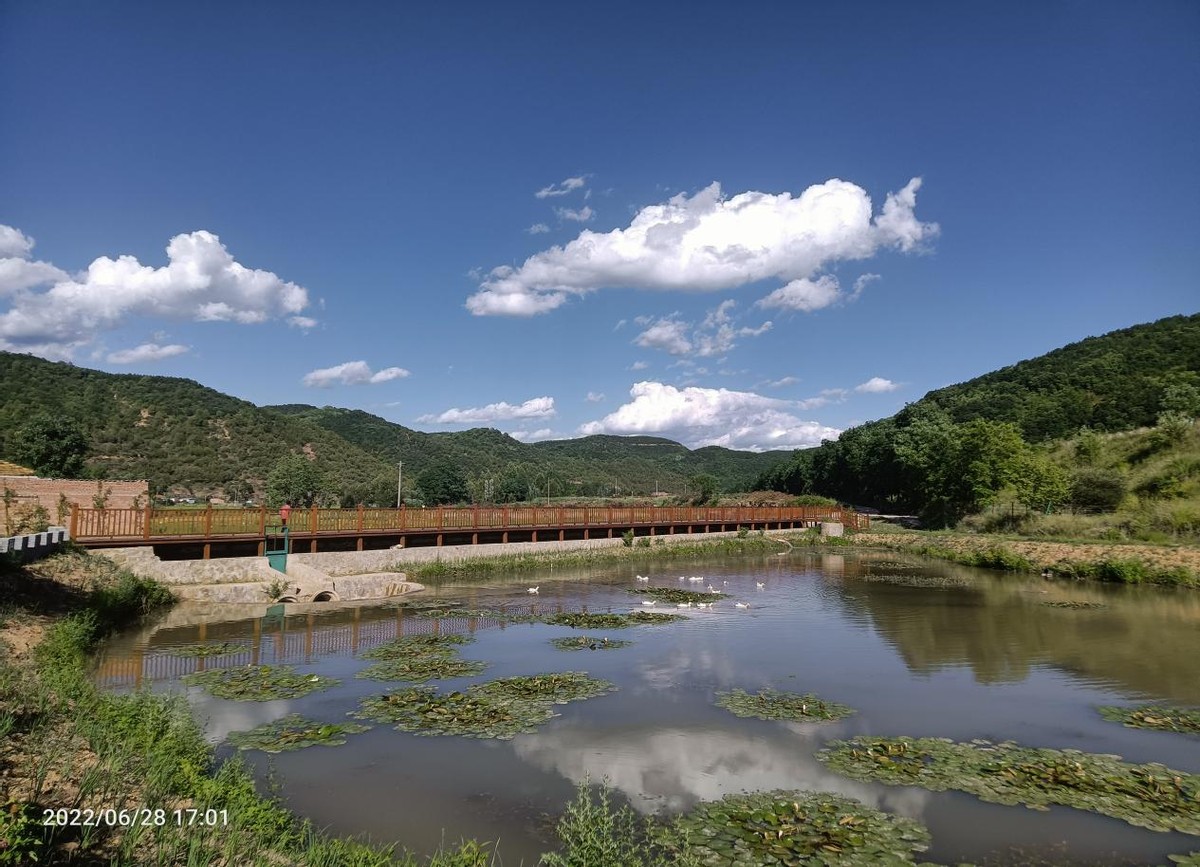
[{"left": 97, "top": 551, "right": 1200, "bottom": 865}]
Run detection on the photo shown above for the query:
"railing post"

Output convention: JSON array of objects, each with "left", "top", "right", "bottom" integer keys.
[
  {"left": 311, "top": 504, "right": 318, "bottom": 533},
  {"left": 70, "top": 503, "right": 79, "bottom": 539},
  {"left": 204, "top": 504, "right": 213, "bottom": 539},
  {"left": 259, "top": 506, "right": 267, "bottom": 536},
  {"left": 357, "top": 503, "right": 364, "bottom": 532},
  {"left": 143, "top": 505, "right": 152, "bottom": 541}
]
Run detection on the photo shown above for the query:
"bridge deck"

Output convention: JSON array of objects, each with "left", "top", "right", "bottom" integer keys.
[{"left": 71, "top": 504, "right": 865, "bottom": 557}]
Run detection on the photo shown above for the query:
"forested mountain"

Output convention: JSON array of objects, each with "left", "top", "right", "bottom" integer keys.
[
  {"left": 758, "top": 313, "right": 1200, "bottom": 525},
  {"left": 0, "top": 354, "right": 784, "bottom": 502},
  {"left": 269, "top": 405, "right": 783, "bottom": 497}
]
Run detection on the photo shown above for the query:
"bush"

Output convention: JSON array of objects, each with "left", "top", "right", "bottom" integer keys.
[
  {"left": 1071, "top": 468, "right": 1127, "bottom": 511},
  {"left": 1095, "top": 559, "right": 1147, "bottom": 584},
  {"left": 621, "top": 530, "right": 634, "bottom": 548}
]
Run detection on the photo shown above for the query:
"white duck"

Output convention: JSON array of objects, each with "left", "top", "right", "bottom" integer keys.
[
  {"left": 527, "top": 586, "right": 539, "bottom": 594},
  {"left": 735, "top": 602, "right": 750, "bottom": 609}
]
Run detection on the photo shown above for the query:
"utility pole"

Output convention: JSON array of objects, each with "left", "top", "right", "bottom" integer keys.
[{"left": 397, "top": 461, "right": 403, "bottom": 508}]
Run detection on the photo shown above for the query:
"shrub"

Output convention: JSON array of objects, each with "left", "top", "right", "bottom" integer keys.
[
  {"left": 1071, "top": 468, "right": 1127, "bottom": 512},
  {"left": 621, "top": 530, "right": 634, "bottom": 548},
  {"left": 1095, "top": 559, "right": 1147, "bottom": 584}
]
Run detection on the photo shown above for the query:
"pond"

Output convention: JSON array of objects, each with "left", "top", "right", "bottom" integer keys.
[{"left": 95, "top": 550, "right": 1200, "bottom": 865}]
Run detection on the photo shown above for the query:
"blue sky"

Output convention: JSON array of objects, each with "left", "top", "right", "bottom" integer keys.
[{"left": 2, "top": 1, "right": 1197, "bottom": 452}]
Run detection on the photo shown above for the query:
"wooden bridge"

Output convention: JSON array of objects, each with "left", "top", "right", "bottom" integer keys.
[{"left": 70, "top": 504, "right": 866, "bottom": 559}]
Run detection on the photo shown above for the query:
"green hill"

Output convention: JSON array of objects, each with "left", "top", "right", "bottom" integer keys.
[
  {"left": 759, "top": 313, "right": 1200, "bottom": 526},
  {"left": 0, "top": 354, "right": 785, "bottom": 502}
]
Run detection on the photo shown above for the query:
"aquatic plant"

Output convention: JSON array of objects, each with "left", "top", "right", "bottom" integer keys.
[
  {"left": 360, "top": 632, "right": 473, "bottom": 660},
  {"left": 541, "top": 611, "right": 685, "bottom": 629},
  {"left": 660, "top": 790, "right": 930, "bottom": 865},
  {"left": 228, "top": 714, "right": 370, "bottom": 753},
  {"left": 354, "top": 686, "right": 556, "bottom": 739},
  {"left": 472, "top": 672, "right": 616, "bottom": 704},
  {"left": 182, "top": 664, "right": 339, "bottom": 701},
  {"left": 356, "top": 656, "right": 488, "bottom": 683},
  {"left": 356, "top": 671, "right": 616, "bottom": 739},
  {"left": 550, "top": 635, "right": 632, "bottom": 651},
  {"left": 629, "top": 587, "right": 727, "bottom": 603},
  {"left": 818, "top": 736, "right": 1200, "bottom": 834},
  {"left": 1097, "top": 704, "right": 1200, "bottom": 734},
  {"left": 715, "top": 689, "right": 855, "bottom": 722},
  {"left": 164, "top": 641, "right": 247, "bottom": 657},
  {"left": 856, "top": 574, "right": 970, "bottom": 589},
  {"left": 1040, "top": 600, "right": 1108, "bottom": 609}
]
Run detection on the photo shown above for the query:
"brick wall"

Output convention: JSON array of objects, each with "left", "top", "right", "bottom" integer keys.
[{"left": 0, "top": 475, "right": 149, "bottom": 516}]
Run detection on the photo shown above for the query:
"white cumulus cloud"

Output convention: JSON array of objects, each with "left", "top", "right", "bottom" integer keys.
[
  {"left": 0, "top": 224, "right": 70, "bottom": 298},
  {"left": 585, "top": 391, "right": 605, "bottom": 403},
  {"left": 527, "top": 223, "right": 551, "bottom": 235},
  {"left": 467, "top": 177, "right": 936, "bottom": 316},
  {"left": 418, "top": 396, "right": 556, "bottom": 424},
  {"left": 302, "top": 361, "right": 411, "bottom": 387},
  {"left": 509, "top": 428, "right": 559, "bottom": 442},
  {"left": 579, "top": 381, "right": 840, "bottom": 451},
  {"left": 106, "top": 342, "right": 190, "bottom": 364},
  {"left": 0, "top": 228, "right": 311, "bottom": 359},
  {"left": 855, "top": 377, "right": 899, "bottom": 393}
]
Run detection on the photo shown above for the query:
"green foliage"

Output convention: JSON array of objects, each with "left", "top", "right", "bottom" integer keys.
[
  {"left": 1161, "top": 380, "right": 1200, "bottom": 417},
  {"left": 622, "top": 529, "right": 635, "bottom": 547},
  {"left": 1156, "top": 410, "right": 1196, "bottom": 447},
  {"left": 1074, "top": 427, "right": 1103, "bottom": 465},
  {"left": 1014, "top": 452, "right": 1070, "bottom": 512},
  {"left": 819, "top": 736, "right": 1200, "bottom": 834},
  {"left": 1070, "top": 467, "right": 1127, "bottom": 511},
  {"left": 663, "top": 790, "right": 930, "bottom": 866},
  {"left": 541, "top": 782, "right": 693, "bottom": 867},
  {"left": 714, "top": 688, "right": 855, "bottom": 722},
  {"left": 0, "top": 800, "right": 49, "bottom": 864},
  {"left": 757, "top": 314, "right": 1200, "bottom": 522},
  {"left": 228, "top": 714, "right": 371, "bottom": 753},
  {"left": 416, "top": 460, "right": 470, "bottom": 505},
  {"left": 266, "top": 453, "right": 328, "bottom": 507},
  {"left": 689, "top": 473, "right": 719, "bottom": 505},
  {"left": 183, "top": 665, "right": 340, "bottom": 701},
  {"left": 11, "top": 414, "right": 88, "bottom": 478},
  {"left": 1097, "top": 704, "right": 1200, "bottom": 734}
]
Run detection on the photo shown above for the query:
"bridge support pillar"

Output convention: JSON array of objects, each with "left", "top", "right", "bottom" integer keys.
[
  {"left": 203, "top": 543, "right": 211, "bottom": 560},
  {"left": 532, "top": 530, "right": 538, "bottom": 542},
  {"left": 357, "top": 537, "right": 364, "bottom": 551},
  {"left": 437, "top": 534, "right": 444, "bottom": 547},
  {"left": 502, "top": 531, "right": 508, "bottom": 543},
  {"left": 472, "top": 532, "right": 478, "bottom": 545}
]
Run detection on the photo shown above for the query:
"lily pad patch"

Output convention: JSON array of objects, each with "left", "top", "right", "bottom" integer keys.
[
  {"left": 550, "top": 636, "right": 631, "bottom": 651},
  {"left": 629, "top": 587, "right": 726, "bottom": 603},
  {"left": 357, "top": 656, "right": 488, "bottom": 683},
  {"left": 182, "top": 665, "right": 339, "bottom": 701},
  {"left": 228, "top": 714, "right": 370, "bottom": 753},
  {"left": 1098, "top": 704, "right": 1200, "bottom": 735},
  {"left": 542, "top": 611, "right": 685, "bottom": 629},
  {"left": 716, "top": 688, "right": 855, "bottom": 722},
  {"left": 355, "top": 671, "right": 617, "bottom": 739},
  {"left": 660, "top": 790, "right": 930, "bottom": 866},
  {"left": 856, "top": 574, "right": 970, "bottom": 589},
  {"left": 818, "top": 736, "right": 1200, "bottom": 835}
]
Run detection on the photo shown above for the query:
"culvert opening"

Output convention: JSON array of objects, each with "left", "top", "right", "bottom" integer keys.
[{"left": 312, "top": 591, "right": 336, "bottom": 602}]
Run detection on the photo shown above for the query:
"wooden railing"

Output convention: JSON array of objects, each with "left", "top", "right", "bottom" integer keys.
[{"left": 71, "top": 504, "right": 867, "bottom": 542}]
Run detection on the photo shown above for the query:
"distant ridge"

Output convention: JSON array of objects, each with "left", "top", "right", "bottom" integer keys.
[{"left": 0, "top": 354, "right": 785, "bottom": 498}]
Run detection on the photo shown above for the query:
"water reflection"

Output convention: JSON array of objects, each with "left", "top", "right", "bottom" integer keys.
[
  {"left": 94, "top": 550, "right": 1200, "bottom": 864},
  {"left": 512, "top": 720, "right": 930, "bottom": 818}
]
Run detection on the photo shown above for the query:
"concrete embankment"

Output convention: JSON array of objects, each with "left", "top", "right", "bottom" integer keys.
[{"left": 101, "top": 529, "right": 821, "bottom": 605}]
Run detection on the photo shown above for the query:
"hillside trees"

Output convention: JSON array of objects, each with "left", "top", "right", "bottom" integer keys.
[
  {"left": 12, "top": 415, "right": 88, "bottom": 478},
  {"left": 416, "top": 461, "right": 469, "bottom": 505},
  {"left": 266, "top": 454, "right": 327, "bottom": 507}
]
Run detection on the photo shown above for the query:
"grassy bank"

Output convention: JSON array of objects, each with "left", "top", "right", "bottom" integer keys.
[
  {"left": 847, "top": 529, "right": 1200, "bottom": 588},
  {"left": 405, "top": 533, "right": 792, "bottom": 582},
  {"left": 0, "top": 550, "right": 491, "bottom": 866}
]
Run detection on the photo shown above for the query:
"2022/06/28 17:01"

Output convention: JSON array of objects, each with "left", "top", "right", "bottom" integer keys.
[{"left": 42, "top": 807, "right": 230, "bottom": 827}]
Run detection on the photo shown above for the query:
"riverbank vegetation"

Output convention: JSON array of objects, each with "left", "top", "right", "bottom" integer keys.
[
  {"left": 405, "top": 535, "right": 790, "bottom": 582},
  {"left": 0, "top": 550, "right": 492, "bottom": 865}
]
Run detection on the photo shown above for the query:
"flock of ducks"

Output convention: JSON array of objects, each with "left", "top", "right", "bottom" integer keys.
[
  {"left": 528, "top": 575, "right": 766, "bottom": 605},
  {"left": 633, "top": 575, "right": 760, "bottom": 609}
]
